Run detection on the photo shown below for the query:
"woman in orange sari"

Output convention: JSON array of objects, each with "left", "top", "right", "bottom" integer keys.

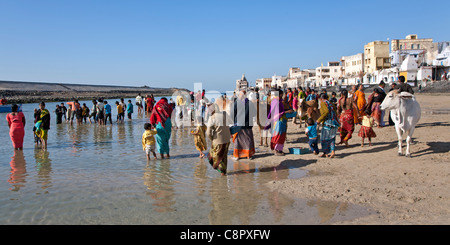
[{"left": 353, "top": 84, "right": 366, "bottom": 124}]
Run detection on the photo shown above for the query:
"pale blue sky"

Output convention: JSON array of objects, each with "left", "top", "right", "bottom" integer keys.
[{"left": 1, "top": 0, "right": 449, "bottom": 92}]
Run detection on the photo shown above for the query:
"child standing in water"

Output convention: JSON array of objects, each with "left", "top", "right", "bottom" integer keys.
[
  {"left": 358, "top": 109, "right": 376, "bottom": 147},
  {"left": 191, "top": 116, "right": 207, "bottom": 158},
  {"left": 142, "top": 123, "right": 157, "bottom": 160}
]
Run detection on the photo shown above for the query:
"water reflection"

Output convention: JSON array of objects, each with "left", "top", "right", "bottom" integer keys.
[
  {"left": 193, "top": 159, "right": 208, "bottom": 197},
  {"left": 307, "top": 200, "right": 350, "bottom": 224},
  {"left": 0, "top": 100, "right": 370, "bottom": 224},
  {"left": 143, "top": 160, "right": 176, "bottom": 213},
  {"left": 34, "top": 148, "right": 52, "bottom": 194},
  {"left": 9, "top": 150, "right": 27, "bottom": 192},
  {"left": 208, "top": 162, "right": 294, "bottom": 225}
]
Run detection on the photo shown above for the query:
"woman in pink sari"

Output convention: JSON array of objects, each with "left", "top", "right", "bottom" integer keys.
[{"left": 6, "top": 104, "right": 26, "bottom": 150}]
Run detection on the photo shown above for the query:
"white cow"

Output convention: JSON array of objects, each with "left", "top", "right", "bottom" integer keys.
[{"left": 380, "top": 91, "right": 421, "bottom": 157}]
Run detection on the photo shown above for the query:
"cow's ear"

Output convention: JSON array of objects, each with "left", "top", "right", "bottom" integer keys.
[{"left": 399, "top": 92, "right": 413, "bottom": 99}]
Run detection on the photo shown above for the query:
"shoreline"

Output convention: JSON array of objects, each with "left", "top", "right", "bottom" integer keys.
[
  {"left": 0, "top": 80, "right": 188, "bottom": 104},
  {"left": 250, "top": 93, "right": 449, "bottom": 224},
  {"left": 1, "top": 90, "right": 176, "bottom": 104}
]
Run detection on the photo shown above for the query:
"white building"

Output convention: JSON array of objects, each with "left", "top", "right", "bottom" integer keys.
[
  {"left": 271, "top": 74, "right": 287, "bottom": 88},
  {"left": 315, "top": 62, "right": 341, "bottom": 87},
  {"left": 400, "top": 55, "right": 419, "bottom": 82},
  {"left": 433, "top": 46, "right": 450, "bottom": 67},
  {"left": 285, "top": 67, "right": 312, "bottom": 88},
  {"left": 390, "top": 49, "right": 426, "bottom": 67},
  {"left": 341, "top": 53, "right": 364, "bottom": 85},
  {"left": 255, "top": 78, "right": 272, "bottom": 90},
  {"left": 370, "top": 68, "right": 399, "bottom": 85}
]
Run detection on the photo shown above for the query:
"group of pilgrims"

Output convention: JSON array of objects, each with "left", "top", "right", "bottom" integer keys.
[
  {"left": 173, "top": 80, "right": 395, "bottom": 176},
  {"left": 7, "top": 78, "right": 412, "bottom": 176}
]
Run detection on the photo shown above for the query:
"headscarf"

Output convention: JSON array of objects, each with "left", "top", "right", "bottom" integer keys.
[{"left": 150, "top": 98, "right": 173, "bottom": 127}]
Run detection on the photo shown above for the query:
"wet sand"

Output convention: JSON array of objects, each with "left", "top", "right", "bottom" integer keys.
[{"left": 251, "top": 93, "right": 450, "bottom": 224}]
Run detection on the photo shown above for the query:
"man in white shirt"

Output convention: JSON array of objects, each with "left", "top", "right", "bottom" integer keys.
[{"left": 136, "top": 93, "right": 143, "bottom": 114}]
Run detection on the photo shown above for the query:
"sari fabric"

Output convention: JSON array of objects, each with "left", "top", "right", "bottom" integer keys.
[
  {"left": 150, "top": 98, "right": 173, "bottom": 128},
  {"left": 353, "top": 90, "right": 366, "bottom": 123},
  {"left": 35, "top": 109, "right": 50, "bottom": 141},
  {"left": 194, "top": 125, "right": 207, "bottom": 152},
  {"left": 155, "top": 119, "right": 172, "bottom": 154},
  {"left": 6, "top": 112, "right": 25, "bottom": 149},
  {"left": 232, "top": 128, "right": 255, "bottom": 158},
  {"left": 208, "top": 142, "right": 230, "bottom": 175},
  {"left": 338, "top": 97, "right": 355, "bottom": 143},
  {"left": 150, "top": 98, "right": 173, "bottom": 154},
  {"left": 267, "top": 98, "right": 287, "bottom": 152},
  {"left": 320, "top": 100, "right": 340, "bottom": 154},
  {"left": 232, "top": 98, "right": 255, "bottom": 158},
  {"left": 371, "top": 102, "right": 382, "bottom": 124}
]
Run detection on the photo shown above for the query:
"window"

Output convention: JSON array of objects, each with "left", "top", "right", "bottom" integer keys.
[
  {"left": 400, "top": 45, "right": 403, "bottom": 49},
  {"left": 411, "top": 44, "right": 414, "bottom": 49},
  {"left": 417, "top": 44, "right": 420, "bottom": 49}
]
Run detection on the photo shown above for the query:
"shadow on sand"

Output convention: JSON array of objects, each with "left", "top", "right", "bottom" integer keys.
[
  {"left": 228, "top": 158, "right": 317, "bottom": 176},
  {"left": 415, "top": 121, "right": 450, "bottom": 128},
  {"left": 413, "top": 141, "right": 450, "bottom": 157}
]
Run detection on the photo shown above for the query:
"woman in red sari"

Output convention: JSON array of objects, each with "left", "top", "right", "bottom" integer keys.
[
  {"left": 6, "top": 104, "right": 26, "bottom": 150},
  {"left": 146, "top": 94, "right": 155, "bottom": 114},
  {"left": 337, "top": 89, "right": 359, "bottom": 147}
]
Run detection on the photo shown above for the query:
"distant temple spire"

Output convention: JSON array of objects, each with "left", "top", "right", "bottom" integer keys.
[{"left": 236, "top": 74, "right": 249, "bottom": 91}]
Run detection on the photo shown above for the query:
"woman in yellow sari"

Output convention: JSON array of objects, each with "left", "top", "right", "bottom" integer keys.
[
  {"left": 191, "top": 116, "right": 207, "bottom": 158},
  {"left": 353, "top": 84, "right": 366, "bottom": 124}
]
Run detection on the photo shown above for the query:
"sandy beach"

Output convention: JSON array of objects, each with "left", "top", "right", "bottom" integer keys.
[{"left": 252, "top": 93, "right": 450, "bottom": 224}]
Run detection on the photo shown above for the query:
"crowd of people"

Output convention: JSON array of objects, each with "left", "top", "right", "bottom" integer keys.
[{"left": 5, "top": 76, "right": 414, "bottom": 176}]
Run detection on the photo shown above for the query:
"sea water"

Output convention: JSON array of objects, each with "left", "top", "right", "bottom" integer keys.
[{"left": 0, "top": 98, "right": 370, "bottom": 224}]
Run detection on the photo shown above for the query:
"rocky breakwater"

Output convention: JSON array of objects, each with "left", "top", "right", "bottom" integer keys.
[{"left": 0, "top": 80, "right": 187, "bottom": 104}]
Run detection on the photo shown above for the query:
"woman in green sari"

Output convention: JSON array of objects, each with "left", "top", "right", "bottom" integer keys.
[{"left": 150, "top": 98, "right": 173, "bottom": 159}]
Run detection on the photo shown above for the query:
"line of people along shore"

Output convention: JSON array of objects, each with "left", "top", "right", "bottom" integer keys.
[{"left": 5, "top": 77, "right": 414, "bottom": 176}]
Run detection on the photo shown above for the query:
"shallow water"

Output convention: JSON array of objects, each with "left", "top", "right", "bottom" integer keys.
[{"left": 0, "top": 99, "right": 370, "bottom": 224}]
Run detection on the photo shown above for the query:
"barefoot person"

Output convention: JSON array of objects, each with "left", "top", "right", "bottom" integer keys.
[
  {"left": 142, "top": 123, "right": 157, "bottom": 160},
  {"left": 191, "top": 116, "right": 207, "bottom": 158},
  {"left": 265, "top": 89, "right": 292, "bottom": 156},
  {"left": 207, "top": 101, "right": 232, "bottom": 176},
  {"left": 35, "top": 102, "right": 50, "bottom": 149},
  {"left": 231, "top": 89, "right": 256, "bottom": 160},
  {"left": 6, "top": 104, "right": 26, "bottom": 150},
  {"left": 336, "top": 89, "right": 359, "bottom": 147},
  {"left": 358, "top": 110, "right": 377, "bottom": 147},
  {"left": 150, "top": 98, "right": 173, "bottom": 159},
  {"left": 317, "top": 93, "right": 340, "bottom": 158}
]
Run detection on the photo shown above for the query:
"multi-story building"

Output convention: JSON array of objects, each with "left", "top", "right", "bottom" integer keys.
[
  {"left": 341, "top": 53, "right": 364, "bottom": 85},
  {"left": 391, "top": 34, "right": 433, "bottom": 52},
  {"left": 271, "top": 74, "right": 287, "bottom": 88},
  {"left": 285, "top": 67, "right": 311, "bottom": 88},
  {"left": 390, "top": 34, "right": 441, "bottom": 65},
  {"left": 255, "top": 78, "right": 272, "bottom": 90},
  {"left": 364, "top": 41, "right": 391, "bottom": 73},
  {"left": 236, "top": 74, "right": 249, "bottom": 91},
  {"left": 390, "top": 49, "right": 426, "bottom": 67},
  {"left": 315, "top": 62, "right": 342, "bottom": 87}
]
